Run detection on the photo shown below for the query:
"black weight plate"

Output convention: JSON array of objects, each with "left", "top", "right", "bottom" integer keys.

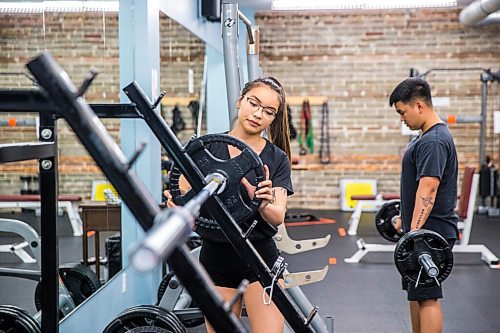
[
  {"left": 33, "top": 282, "right": 65, "bottom": 318},
  {"left": 0, "top": 305, "right": 36, "bottom": 333},
  {"left": 103, "top": 305, "right": 186, "bottom": 333},
  {"left": 127, "top": 327, "right": 172, "bottom": 333},
  {"left": 1, "top": 305, "right": 40, "bottom": 333},
  {"left": 170, "top": 134, "right": 264, "bottom": 227},
  {"left": 35, "top": 263, "right": 101, "bottom": 311},
  {"left": 375, "top": 200, "right": 401, "bottom": 243},
  {"left": 0, "top": 305, "right": 41, "bottom": 333},
  {"left": 60, "top": 263, "right": 101, "bottom": 306},
  {"left": 0, "top": 307, "right": 34, "bottom": 333},
  {"left": 394, "top": 230, "right": 454, "bottom": 288},
  {"left": 147, "top": 306, "right": 185, "bottom": 333}
]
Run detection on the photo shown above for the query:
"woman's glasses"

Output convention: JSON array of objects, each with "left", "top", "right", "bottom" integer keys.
[{"left": 245, "top": 96, "right": 277, "bottom": 118}]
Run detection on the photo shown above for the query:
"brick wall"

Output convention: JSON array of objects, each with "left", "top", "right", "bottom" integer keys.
[
  {"left": 0, "top": 12, "right": 204, "bottom": 200},
  {"left": 257, "top": 8, "right": 500, "bottom": 209},
  {"left": 1, "top": 8, "right": 499, "bottom": 209}
]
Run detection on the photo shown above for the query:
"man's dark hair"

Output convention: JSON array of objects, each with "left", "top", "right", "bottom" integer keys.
[{"left": 389, "top": 77, "right": 433, "bottom": 107}]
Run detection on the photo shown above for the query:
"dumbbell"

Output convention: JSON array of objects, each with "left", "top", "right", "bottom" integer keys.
[{"left": 394, "top": 229, "right": 454, "bottom": 288}]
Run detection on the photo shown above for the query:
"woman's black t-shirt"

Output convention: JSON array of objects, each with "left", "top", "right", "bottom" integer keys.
[{"left": 194, "top": 138, "right": 294, "bottom": 242}]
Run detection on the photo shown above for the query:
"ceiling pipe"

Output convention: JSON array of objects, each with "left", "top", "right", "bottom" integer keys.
[{"left": 459, "top": 0, "right": 500, "bottom": 26}]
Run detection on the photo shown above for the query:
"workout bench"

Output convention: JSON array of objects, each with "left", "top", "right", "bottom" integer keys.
[
  {"left": 347, "top": 193, "right": 400, "bottom": 236},
  {"left": 0, "top": 194, "right": 83, "bottom": 236},
  {"left": 345, "top": 167, "right": 500, "bottom": 268}
]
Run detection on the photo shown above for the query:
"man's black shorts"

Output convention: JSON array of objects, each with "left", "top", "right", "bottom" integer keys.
[
  {"left": 402, "top": 239, "right": 455, "bottom": 301},
  {"left": 200, "top": 237, "right": 280, "bottom": 288}
]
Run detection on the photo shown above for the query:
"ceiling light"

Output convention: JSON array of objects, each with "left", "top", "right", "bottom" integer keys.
[
  {"left": 271, "top": 0, "right": 458, "bottom": 10},
  {"left": 0, "top": 1, "right": 119, "bottom": 14}
]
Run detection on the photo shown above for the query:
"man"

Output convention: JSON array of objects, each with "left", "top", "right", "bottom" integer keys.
[{"left": 389, "top": 78, "right": 458, "bottom": 333}]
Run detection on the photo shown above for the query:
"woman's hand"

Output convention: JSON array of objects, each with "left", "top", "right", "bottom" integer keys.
[
  {"left": 241, "top": 165, "right": 274, "bottom": 210},
  {"left": 163, "top": 189, "right": 176, "bottom": 208}
]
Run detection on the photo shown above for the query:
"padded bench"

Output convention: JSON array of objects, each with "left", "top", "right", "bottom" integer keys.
[
  {"left": 347, "top": 193, "right": 400, "bottom": 236},
  {"left": 0, "top": 194, "right": 83, "bottom": 236}
]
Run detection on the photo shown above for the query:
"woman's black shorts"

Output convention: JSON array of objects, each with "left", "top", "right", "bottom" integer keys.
[
  {"left": 199, "top": 237, "right": 280, "bottom": 289},
  {"left": 402, "top": 239, "right": 455, "bottom": 301}
]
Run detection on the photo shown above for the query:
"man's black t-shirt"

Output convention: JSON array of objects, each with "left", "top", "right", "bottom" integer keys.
[
  {"left": 400, "top": 123, "right": 459, "bottom": 240},
  {"left": 195, "top": 138, "right": 294, "bottom": 242}
]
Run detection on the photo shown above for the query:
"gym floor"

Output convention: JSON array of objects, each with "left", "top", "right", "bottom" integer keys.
[{"left": 1, "top": 209, "right": 499, "bottom": 333}]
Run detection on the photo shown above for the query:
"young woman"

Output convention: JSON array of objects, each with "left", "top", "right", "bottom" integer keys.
[{"left": 164, "top": 76, "right": 293, "bottom": 333}]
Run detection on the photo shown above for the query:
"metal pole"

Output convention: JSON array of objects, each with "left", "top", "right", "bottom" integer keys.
[
  {"left": 222, "top": 1, "right": 241, "bottom": 129},
  {"left": 440, "top": 115, "right": 483, "bottom": 124},
  {"left": 287, "top": 283, "right": 329, "bottom": 333},
  {"left": 38, "top": 110, "right": 58, "bottom": 333},
  {"left": 197, "top": 54, "right": 208, "bottom": 137},
  {"left": 480, "top": 73, "right": 489, "bottom": 166},
  {"left": 247, "top": 26, "right": 261, "bottom": 81}
]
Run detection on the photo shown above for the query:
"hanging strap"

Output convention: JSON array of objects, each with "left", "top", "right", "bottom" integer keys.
[
  {"left": 319, "top": 102, "right": 331, "bottom": 164},
  {"left": 299, "top": 99, "right": 309, "bottom": 155}
]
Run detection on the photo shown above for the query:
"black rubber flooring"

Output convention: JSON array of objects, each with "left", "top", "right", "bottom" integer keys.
[
  {"left": 1, "top": 209, "right": 499, "bottom": 332},
  {"left": 284, "top": 209, "right": 500, "bottom": 333}
]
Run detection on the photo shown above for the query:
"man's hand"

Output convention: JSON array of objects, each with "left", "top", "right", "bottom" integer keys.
[{"left": 393, "top": 215, "right": 403, "bottom": 235}]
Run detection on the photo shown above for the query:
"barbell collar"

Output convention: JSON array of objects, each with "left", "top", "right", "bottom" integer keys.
[
  {"left": 418, "top": 253, "right": 439, "bottom": 278},
  {"left": 184, "top": 173, "right": 227, "bottom": 215}
]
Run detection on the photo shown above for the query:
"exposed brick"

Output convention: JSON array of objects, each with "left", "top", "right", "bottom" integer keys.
[{"left": 1, "top": 9, "right": 499, "bottom": 209}]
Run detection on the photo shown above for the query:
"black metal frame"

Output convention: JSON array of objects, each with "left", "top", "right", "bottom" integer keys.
[
  {"left": 26, "top": 52, "right": 246, "bottom": 333},
  {"left": 5, "top": 51, "right": 318, "bottom": 332},
  {"left": 0, "top": 89, "right": 139, "bottom": 118},
  {"left": 0, "top": 129, "right": 58, "bottom": 332}
]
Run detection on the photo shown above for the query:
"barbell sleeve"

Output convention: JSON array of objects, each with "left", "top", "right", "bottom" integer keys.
[
  {"left": 184, "top": 173, "right": 227, "bottom": 216},
  {"left": 131, "top": 174, "right": 226, "bottom": 272},
  {"left": 418, "top": 253, "right": 439, "bottom": 278},
  {"left": 131, "top": 208, "right": 193, "bottom": 272}
]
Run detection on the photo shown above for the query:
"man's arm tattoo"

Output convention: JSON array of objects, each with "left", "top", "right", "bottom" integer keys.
[
  {"left": 415, "top": 196, "right": 434, "bottom": 229},
  {"left": 270, "top": 188, "right": 276, "bottom": 204},
  {"left": 415, "top": 209, "right": 425, "bottom": 229},
  {"left": 421, "top": 196, "right": 434, "bottom": 208}
]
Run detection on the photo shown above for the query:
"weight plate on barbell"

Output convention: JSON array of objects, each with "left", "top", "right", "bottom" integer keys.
[
  {"left": 170, "top": 134, "right": 264, "bottom": 230},
  {"left": 394, "top": 229, "right": 454, "bottom": 288},
  {"left": 375, "top": 200, "right": 402, "bottom": 243}
]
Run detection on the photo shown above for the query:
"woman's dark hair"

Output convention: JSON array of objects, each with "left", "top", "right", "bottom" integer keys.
[
  {"left": 389, "top": 77, "right": 433, "bottom": 107},
  {"left": 239, "top": 77, "right": 291, "bottom": 160}
]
